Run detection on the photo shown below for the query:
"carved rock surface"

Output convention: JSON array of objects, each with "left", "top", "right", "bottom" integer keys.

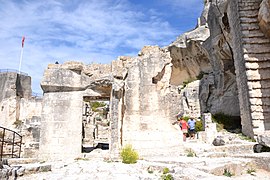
[
  {"left": 258, "top": 0, "right": 270, "bottom": 38},
  {"left": 199, "top": 0, "right": 240, "bottom": 116}
]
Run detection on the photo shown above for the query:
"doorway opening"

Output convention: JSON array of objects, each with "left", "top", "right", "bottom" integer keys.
[{"left": 82, "top": 96, "right": 110, "bottom": 153}]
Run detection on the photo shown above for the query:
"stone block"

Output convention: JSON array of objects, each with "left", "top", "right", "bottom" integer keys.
[
  {"left": 202, "top": 113, "right": 212, "bottom": 131},
  {"left": 257, "top": 131, "right": 270, "bottom": 147}
]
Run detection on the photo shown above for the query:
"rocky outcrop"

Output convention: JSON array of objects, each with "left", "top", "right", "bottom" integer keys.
[
  {"left": 258, "top": 0, "right": 270, "bottom": 38},
  {"left": 199, "top": 0, "right": 240, "bottom": 116},
  {"left": 168, "top": 26, "right": 210, "bottom": 87}
]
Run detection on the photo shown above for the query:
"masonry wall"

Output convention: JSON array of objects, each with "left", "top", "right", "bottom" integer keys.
[
  {"left": 228, "top": 0, "right": 254, "bottom": 137},
  {"left": 39, "top": 92, "right": 82, "bottom": 161},
  {"left": 228, "top": 0, "right": 270, "bottom": 137},
  {"left": 120, "top": 47, "right": 183, "bottom": 156}
]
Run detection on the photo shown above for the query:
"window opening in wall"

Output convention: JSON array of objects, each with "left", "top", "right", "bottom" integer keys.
[{"left": 82, "top": 96, "right": 110, "bottom": 153}]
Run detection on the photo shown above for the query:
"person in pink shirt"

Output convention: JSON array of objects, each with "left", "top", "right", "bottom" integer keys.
[{"left": 178, "top": 117, "right": 188, "bottom": 142}]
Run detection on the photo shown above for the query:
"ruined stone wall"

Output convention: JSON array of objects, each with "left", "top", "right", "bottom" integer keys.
[
  {"left": 19, "top": 98, "right": 42, "bottom": 158},
  {"left": 0, "top": 72, "right": 37, "bottom": 131},
  {"left": 39, "top": 91, "right": 82, "bottom": 161},
  {"left": 0, "top": 72, "right": 21, "bottom": 129},
  {"left": 39, "top": 62, "right": 112, "bottom": 160},
  {"left": 119, "top": 46, "right": 182, "bottom": 156},
  {"left": 0, "top": 72, "right": 42, "bottom": 158}
]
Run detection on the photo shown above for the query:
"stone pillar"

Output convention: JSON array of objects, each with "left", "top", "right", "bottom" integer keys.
[
  {"left": 201, "top": 113, "right": 217, "bottom": 143},
  {"left": 202, "top": 113, "right": 212, "bottom": 130},
  {"left": 39, "top": 91, "right": 83, "bottom": 161},
  {"left": 109, "top": 88, "right": 123, "bottom": 159}
]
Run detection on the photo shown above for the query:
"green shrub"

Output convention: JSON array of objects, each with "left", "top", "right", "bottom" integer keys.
[
  {"left": 247, "top": 168, "right": 256, "bottom": 174},
  {"left": 120, "top": 144, "right": 139, "bottom": 164},
  {"left": 195, "top": 120, "right": 203, "bottom": 132},
  {"left": 182, "top": 116, "right": 190, "bottom": 121},
  {"left": 239, "top": 133, "right": 256, "bottom": 142},
  {"left": 161, "top": 174, "right": 174, "bottom": 180},
  {"left": 181, "top": 79, "right": 195, "bottom": 89},
  {"left": 223, "top": 169, "right": 233, "bottom": 177},
  {"left": 196, "top": 71, "right": 205, "bottom": 80},
  {"left": 13, "top": 119, "right": 23, "bottom": 128},
  {"left": 163, "top": 167, "right": 170, "bottom": 174},
  {"left": 74, "top": 157, "right": 89, "bottom": 161},
  {"left": 90, "top": 101, "right": 106, "bottom": 112},
  {"left": 186, "top": 149, "right": 196, "bottom": 157}
]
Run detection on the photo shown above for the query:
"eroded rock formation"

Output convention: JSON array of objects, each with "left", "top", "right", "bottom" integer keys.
[{"left": 258, "top": 0, "right": 270, "bottom": 38}]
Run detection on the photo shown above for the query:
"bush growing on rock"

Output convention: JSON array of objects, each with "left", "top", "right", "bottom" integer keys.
[
  {"left": 212, "top": 113, "right": 241, "bottom": 131},
  {"left": 120, "top": 144, "right": 139, "bottom": 164}
]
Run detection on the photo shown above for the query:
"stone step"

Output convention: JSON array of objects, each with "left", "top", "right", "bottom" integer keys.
[
  {"left": 251, "top": 104, "right": 270, "bottom": 113},
  {"left": 249, "top": 88, "right": 270, "bottom": 97},
  {"left": 238, "top": 0, "right": 262, "bottom": 4},
  {"left": 250, "top": 96, "right": 270, "bottom": 106},
  {"left": 196, "top": 158, "right": 253, "bottom": 176},
  {"left": 248, "top": 89, "right": 270, "bottom": 98},
  {"left": 202, "top": 144, "right": 255, "bottom": 155},
  {"left": 248, "top": 85, "right": 270, "bottom": 95},
  {"left": 10, "top": 162, "right": 51, "bottom": 175},
  {"left": 240, "top": 17, "right": 259, "bottom": 24},
  {"left": 243, "top": 44, "right": 270, "bottom": 54},
  {"left": 238, "top": 1, "right": 261, "bottom": 5},
  {"left": 238, "top": 0, "right": 262, "bottom": 2},
  {"left": 241, "top": 23, "right": 260, "bottom": 31},
  {"left": 238, "top": 4, "right": 260, "bottom": 11},
  {"left": 245, "top": 61, "right": 270, "bottom": 69},
  {"left": 251, "top": 111, "right": 270, "bottom": 120},
  {"left": 242, "top": 30, "right": 266, "bottom": 38},
  {"left": 243, "top": 37, "right": 270, "bottom": 44},
  {"left": 239, "top": 10, "right": 259, "bottom": 18},
  {"left": 244, "top": 53, "right": 270, "bottom": 61},
  {"left": 247, "top": 68, "right": 270, "bottom": 81},
  {"left": 7, "top": 158, "right": 39, "bottom": 165},
  {"left": 239, "top": 7, "right": 260, "bottom": 12}
]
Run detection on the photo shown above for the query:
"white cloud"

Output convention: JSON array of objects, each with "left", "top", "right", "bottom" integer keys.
[{"left": 0, "top": 0, "right": 202, "bottom": 93}]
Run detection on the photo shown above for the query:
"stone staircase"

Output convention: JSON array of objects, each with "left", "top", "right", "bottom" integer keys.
[
  {"left": 237, "top": 0, "right": 270, "bottom": 134},
  {"left": 0, "top": 158, "right": 51, "bottom": 179}
]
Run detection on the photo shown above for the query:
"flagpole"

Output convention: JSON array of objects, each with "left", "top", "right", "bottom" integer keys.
[
  {"left": 18, "top": 46, "right": 24, "bottom": 74},
  {"left": 19, "top": 36, "right": 25, "bottom": 74}
]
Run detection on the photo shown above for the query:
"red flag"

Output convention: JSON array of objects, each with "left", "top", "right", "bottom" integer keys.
[{"left": 22, "top": 36, "right": 25, "bottom": 48}]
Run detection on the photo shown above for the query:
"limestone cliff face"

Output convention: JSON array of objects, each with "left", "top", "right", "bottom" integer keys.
[
  {"left": 165, "top": 0, "right": 240, "bottom": 117},
  {"left": 199, "top": 0, "right": 240, "bottom": 116},
  {"left": 258, "top": 0, "right": 270, "bottom": 38}
]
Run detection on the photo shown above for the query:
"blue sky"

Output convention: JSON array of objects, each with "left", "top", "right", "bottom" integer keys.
[{"left": 0, "top": 0, "right": 204, "bottom": 94}]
